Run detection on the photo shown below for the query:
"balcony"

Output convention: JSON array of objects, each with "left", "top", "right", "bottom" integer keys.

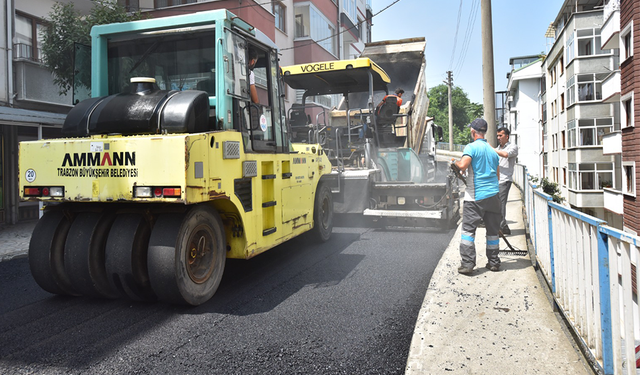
[
  {"left": 601, "top": 70, "right": 620, "bottom": 103},
  {"left": 568, "top": 190, "right": 604, "bottom": 208},
  {"left": 14, "top": 59, "right": 72, "bottom": 107},
  {"left": 602, "top": 130, "right": 621, "bottom": 155},
  {"left": 340, "top": 12, "right": 359, "bottom": 44},
  {"left": 601, "top": 0, "right": 620, "bottom": 50},
  {"left": 603, "top": 188, "right": 623, "bottom": 215}
]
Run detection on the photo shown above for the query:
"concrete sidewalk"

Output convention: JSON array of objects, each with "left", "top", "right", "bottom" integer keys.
[
  {"left": 0, "top": 219, "right": 36, "bottom": 262},
  {"left": 405, "top": 186, "right": 594, "bottom": 374}
]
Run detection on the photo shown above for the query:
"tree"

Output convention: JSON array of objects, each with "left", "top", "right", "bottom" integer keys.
[
  {"left": 41, "top": 0, "right": 142, "bottom": 96},
  {"left": 427, "top": 84, "right": 483, "bottom": 145}
]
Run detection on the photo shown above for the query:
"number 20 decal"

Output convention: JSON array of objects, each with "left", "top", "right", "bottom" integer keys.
[{"left": 25, "top": 169, "right": 36, "bottom": 183}]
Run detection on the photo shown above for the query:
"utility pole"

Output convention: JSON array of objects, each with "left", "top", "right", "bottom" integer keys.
[
  {"left": 481, "top": 0, "right": 496, "bottom": 147},
  {"left": 444, "top": 71, "right": 454, "bottom": 151}
]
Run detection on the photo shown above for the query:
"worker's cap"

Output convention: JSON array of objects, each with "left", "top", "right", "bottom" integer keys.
[{"left": 468, "top": 118, "right": 488, "bottom": 132}]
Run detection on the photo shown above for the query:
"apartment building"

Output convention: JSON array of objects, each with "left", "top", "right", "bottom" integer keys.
[
  {"left": 505, "top": 55, "right": 544, "bottom": 179},
  {"left": 0, "top": 0, "right": 97, "bottom": 224},
  {"left": 601, "top": 0, "right": 639, "bottom": 234},
  {"left": 541, "top": 0, "right": 622, "bottom": 228}
]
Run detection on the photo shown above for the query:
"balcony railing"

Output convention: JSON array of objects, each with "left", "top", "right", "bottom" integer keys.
[
  {"left": 603, "top": 188, "right": 623, "bottom": 214},
  {"left": 13, "top": 43, "right": 42, "bottom": 63},
  {"left": 14, "top": 59, "right": 72, "bottom": 106},
  {"left": 604, "top": 0, "right": 620, "bottom": 22},
  {"left": 602, "top": 130, "right": 621, "bottom": 155},
  {"left": 601, "top": 70, "right": 620, "bottom": 103},
  {"left": 602, "top": 0, "right": 620, "bottom": 50}
]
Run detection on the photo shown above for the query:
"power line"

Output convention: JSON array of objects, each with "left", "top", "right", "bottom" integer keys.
[
  {"left": 452, "top": 0, "right": 477, "bottom": 74},
  {"left": 449, "top": 0, "right": 464, "bottom": 71},
  {"left": 452, "top": 0, "right": 480, "bottom": 76},
  {"left": 281, "top": 0, "right": 403, "bottom": 52}
]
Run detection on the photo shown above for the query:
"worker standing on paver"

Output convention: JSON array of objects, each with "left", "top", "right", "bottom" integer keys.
[
  {"left": 495, "top": 127, "right": 519, "bottom": 235},
  {"left": 454, "top": 118, "right": 501, "bottom": 274}
]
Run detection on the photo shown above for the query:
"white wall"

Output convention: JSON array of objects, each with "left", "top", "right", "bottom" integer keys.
[
  {"left": 18, "top": 0, "right": 93, "bottom": 19},
  {"left": 0, "top": 0, "right": 9, "bottom": 104},
  {"left": 514, "top": 78, "right": 542, "bottom": 178}
]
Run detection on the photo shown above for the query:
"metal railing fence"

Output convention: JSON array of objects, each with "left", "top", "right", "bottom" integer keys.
[{"left": 514, "top": 163, "right": 639, "bottom": 375}]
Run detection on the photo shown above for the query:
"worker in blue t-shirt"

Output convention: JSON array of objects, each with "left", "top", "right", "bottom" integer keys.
[{"left": 453, "top": 118, "right": 502, "bottom": 274}]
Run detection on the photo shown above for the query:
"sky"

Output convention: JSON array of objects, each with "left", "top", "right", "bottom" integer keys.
[{"left": 370, "top": 0, "right": 563, "bottom": 104}]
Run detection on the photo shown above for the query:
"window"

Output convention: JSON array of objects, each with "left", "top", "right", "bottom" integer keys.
[
  {"left": 567, "top": 118, "right": 613, "bottom": 147},
  {"left": 576, "top": 28, "right": 607, "bottom": 57},
  {"left": 563, "top": 167, "right": 567, "bottom": 186},
  {"left": 154, "top": 0, "right": 196, "bottom": 8},
  {"left": 560, "top": 93, "right": 565, "bottom": 112},
  {"left": 343, "top": 0, "right": 357, "bottom": 23},
  {"left": 621, "top": 21, "right": 633, "bottom": 61},
  {"left": 568, "top": 162, "right": 614, "bottom": 190},
  {"left": 567, "top": 73, "right": 607, "bottom": 105},
  {"left": 561, "top": 130, "right": 566, "bottom": 149},
  {"left": 273, "top": 1, "right": 286, "bottom": 33},
  {"left": 14, "top": 13, "right": 46, "bottom": 62},
  {"left": 543, "top": 153, "right": 548, "bottom": 178},
  {"left": 566, "top": 32, "right": 575, "bottom": 62},
  {"left": 117, "top": 0, "right": 139, "bottom": 11},
  {"left": 567, "top": 28, "right": 608, "bottom": 63},
  {"left": 295, "top": 5, "right": 337, "bottom": 55},
  {"left": 622, "top": 161, "right": 636, "bottom": 196},
  {"left": 559, "top": 56, "right": 564, "bottom": 75},
  {"left": 295, "top": 14, "right": 305, "bottom": 37},
  {"left": 622, "top": 92, "right": 634, "bottom": 128},
  {"left": 568, "top": 120, "right": 576, "bottom": 147},
  {"left": 107, "top": 28, "right": 215, "bottom": 95}
]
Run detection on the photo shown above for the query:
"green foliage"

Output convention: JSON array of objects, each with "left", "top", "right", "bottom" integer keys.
[
  {"left": 531, "top": 176, "right": 565, "bottom": 203},
  {"left": 41, "top": 0, "right": 142, "bottom": 96},
  {"left": 427, "top": 84, "right": 483, "bottom": 146}
]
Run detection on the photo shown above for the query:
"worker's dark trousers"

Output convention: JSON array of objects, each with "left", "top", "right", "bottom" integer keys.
[
  {"left": 459, "top": 194, "right": 502, "bottom": 269},
  {"left": 498, "top": 181, "right": 512, "bottom": 229}
]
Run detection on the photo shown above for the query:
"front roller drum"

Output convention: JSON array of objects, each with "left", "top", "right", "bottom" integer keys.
[
  {"left": 147, "top": 205, "right": 227, "bottom": 306},
  {"left": 64, "top": 212, "right": 119, "bottom": 299},
  {"left": 28, "top": 209, "right": 77, "bottom": 296},
  {"left": 105, "top": 213, "right": 156, "bottom": 301}
]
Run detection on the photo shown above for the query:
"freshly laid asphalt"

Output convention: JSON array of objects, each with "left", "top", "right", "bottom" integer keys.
[{"left": 0, "top": 187, "right": 595, "bottom": 374}]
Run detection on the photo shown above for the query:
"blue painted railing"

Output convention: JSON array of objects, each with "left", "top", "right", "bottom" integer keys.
[{"left": 514, "top": 163, "right": 639, "bottom": 375}]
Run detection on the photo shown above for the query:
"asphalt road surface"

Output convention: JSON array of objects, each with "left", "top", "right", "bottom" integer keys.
[{"left": 0, "top": 222, "right": 454, "bottom": 374}]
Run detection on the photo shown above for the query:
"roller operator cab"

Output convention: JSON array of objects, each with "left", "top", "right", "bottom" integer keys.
[{"left": 19, "top": 10, "right": 333, "bottom": 306}]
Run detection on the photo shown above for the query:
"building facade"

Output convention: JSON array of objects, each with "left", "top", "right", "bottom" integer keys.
[
  {"left": 505, "top": 55, "right": 543, "bottom": 179},
  {"left": 540, "top": 0, "right": 622, "bottom": 228},
  {"left": 601, "top": 0, "right": 640, "bottom": 234},
  {"left": 0, "top": 0, "right": 96, "bottom": 224}
]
